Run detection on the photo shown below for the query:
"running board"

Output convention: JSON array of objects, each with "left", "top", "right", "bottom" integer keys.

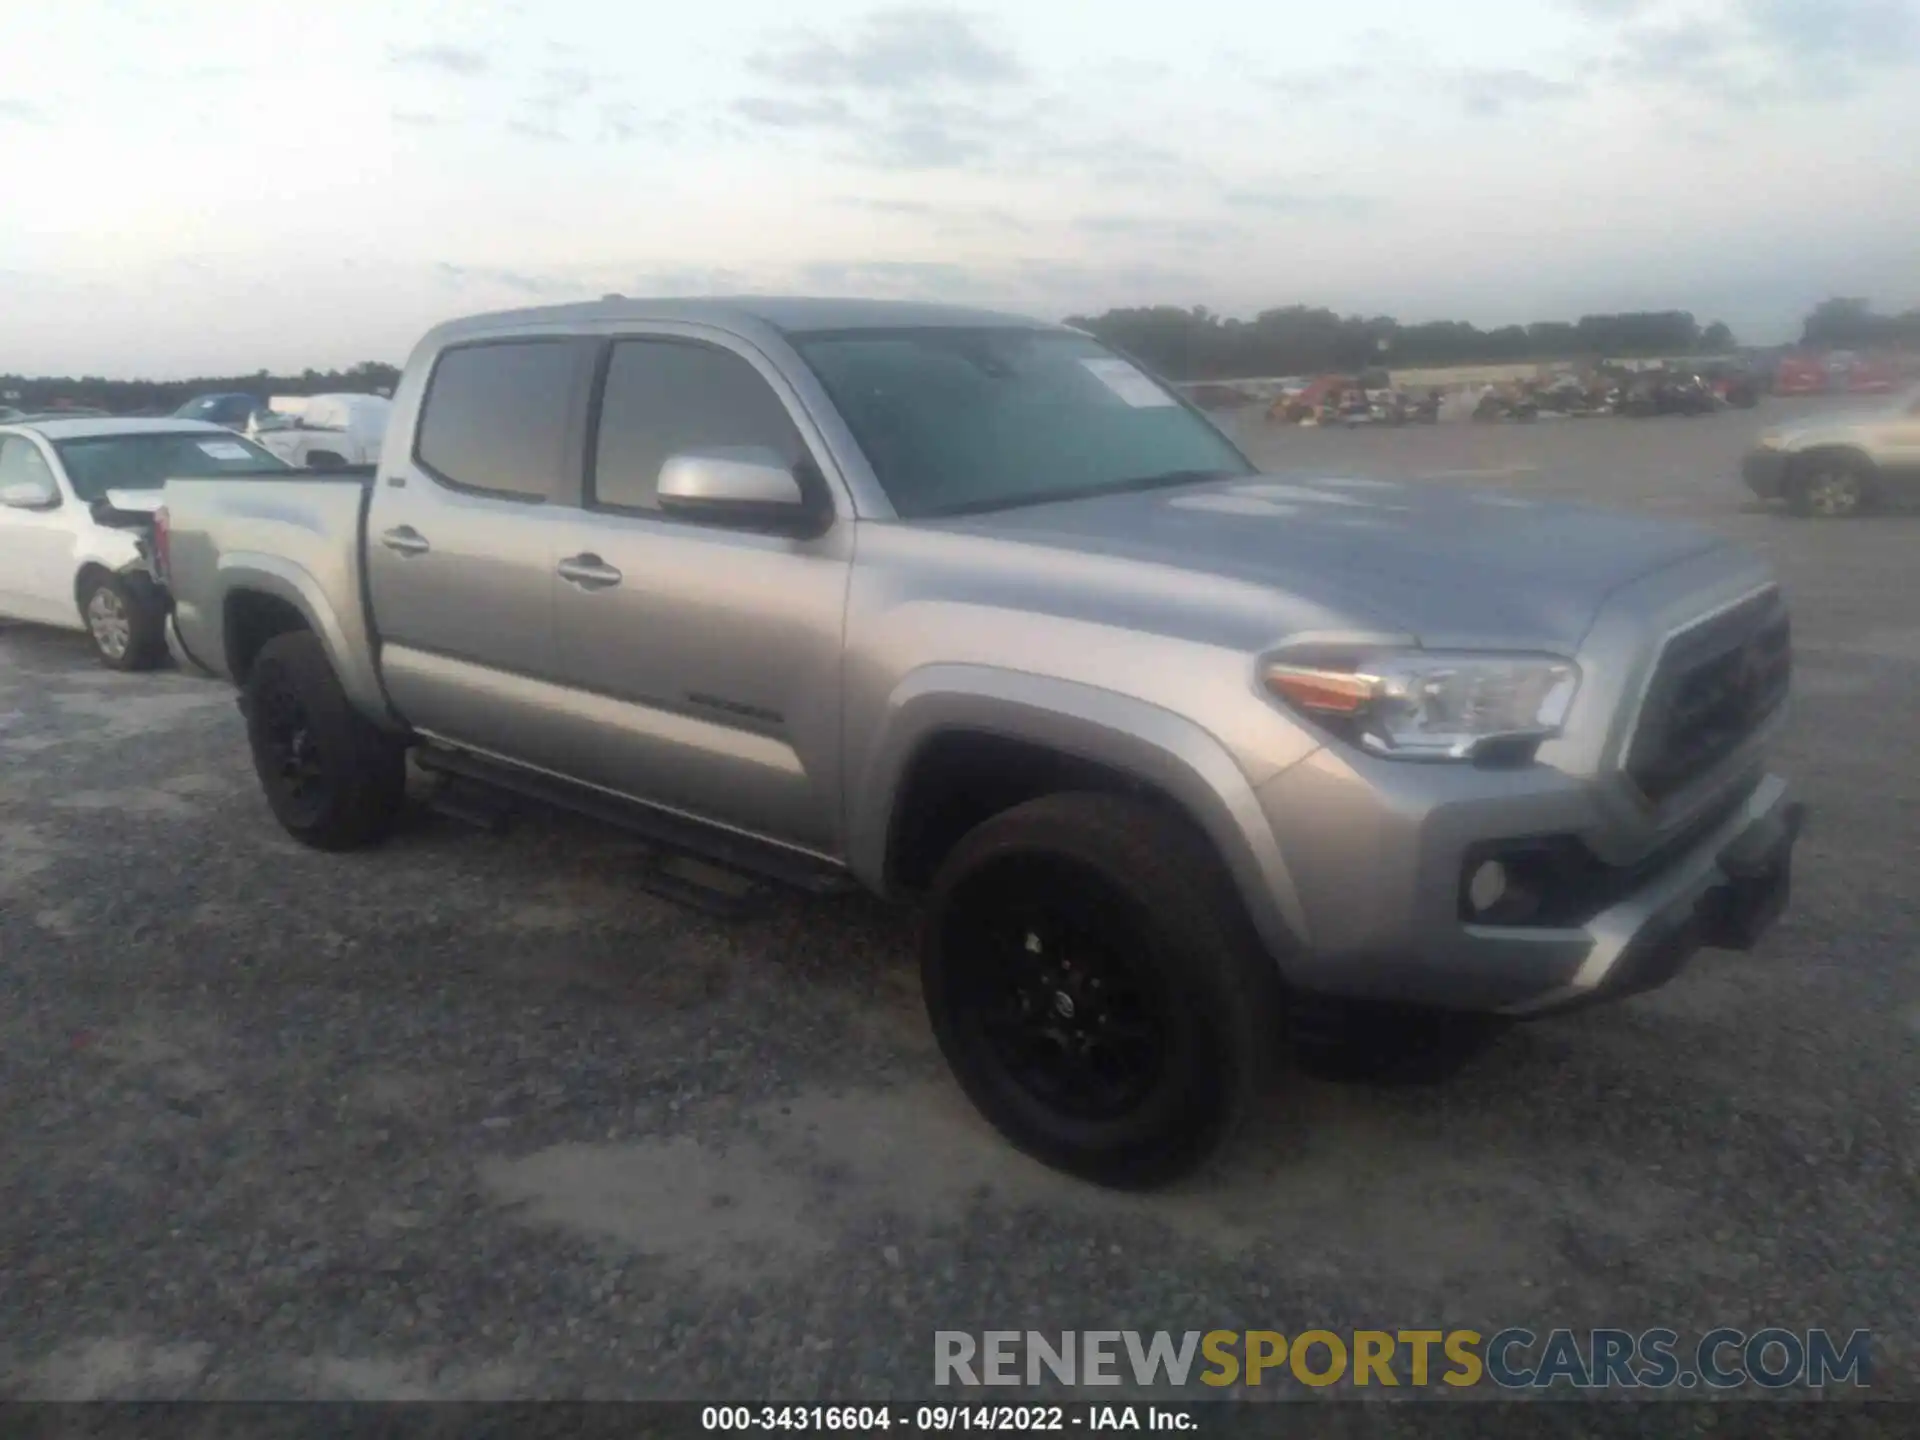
[{"left": 411, "top": 745, "right": 853, "bottom": 901}]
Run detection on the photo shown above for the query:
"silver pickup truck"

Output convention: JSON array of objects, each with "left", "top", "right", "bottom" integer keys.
[{"left": 157, "top": 297, "right": 1803, "bottom": 1186}]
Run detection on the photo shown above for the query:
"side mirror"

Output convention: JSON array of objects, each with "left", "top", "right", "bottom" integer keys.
[
  {"left": 1, "top": 476, "right": 59, "bottom": 510},
  {"left": 656, "top": 447, "right": 823, "bottom": 534}
]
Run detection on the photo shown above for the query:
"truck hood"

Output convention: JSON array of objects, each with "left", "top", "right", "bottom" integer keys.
[{"left": 929, "top": 474, "right": 1726, "bottom": 651}]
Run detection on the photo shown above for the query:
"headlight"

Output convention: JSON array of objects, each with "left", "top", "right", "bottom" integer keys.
[{"left": 1263, "top": 652, "right": 1580, "bottom": 761}]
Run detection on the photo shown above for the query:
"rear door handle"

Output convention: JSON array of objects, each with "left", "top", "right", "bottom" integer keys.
[
  {"left": 557, "top": 553, "right": 623, "bottom": 590},
  {"left": 379, "top": 526, "right": 430, "bottom": 556}
]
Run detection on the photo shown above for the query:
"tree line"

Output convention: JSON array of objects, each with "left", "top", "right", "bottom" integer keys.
[
  {"left": 1798, "top": 298, "right": 1920, "bottom": 352},
  {"left": 1062, "top": 298, "right": 1918, "bottom": 381},
  {"left": 5, "top": 299, "right": 1915, "bottom": 403},
  {"left": 2, "top": 361, "right": 402, "bottom": 416}
]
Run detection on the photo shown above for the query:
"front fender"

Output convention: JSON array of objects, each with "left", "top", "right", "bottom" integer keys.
[
  {"left": 848, "top": 664, "right": 1312, "bottom": 964},
  {"left": 212, "top": 552, "right": 395, "bottom": 725}
]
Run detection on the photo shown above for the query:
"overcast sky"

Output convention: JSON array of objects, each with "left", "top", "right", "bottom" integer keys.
[{"left": 2, "top": 0, "right": 1916, "bottom": 376}]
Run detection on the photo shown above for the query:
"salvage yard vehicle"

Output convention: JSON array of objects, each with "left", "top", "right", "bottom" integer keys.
[
  {"left": 1742, "top": 383, "right": 1920, "bottom": 518},
  {"left": 247, "top": 392, "right": 392, "bottom": 470},
  {"left": 0, "top": 417, "right": 291, "bottom": 668},
  {"left": 172, "top": 392, "right": 264, "bottom": 431},
  {"left": 157, "top": 297, "right": 1804, "bottom": 1187},
  {"left": 1620, "top": 372, "right": 1717, "bottom": 418}
]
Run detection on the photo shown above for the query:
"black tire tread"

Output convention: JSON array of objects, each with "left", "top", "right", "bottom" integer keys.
[
  {"left": 922, "top": 791, "right": 1280, "bottom": 1188},
  {"left": 245, "top": 631, "right": 406, "bottom": 850},
  {"left": 82, "top": 571, "right": 168, "bottom": 672},
  {"left": 1785, "top": 450, "right": 1877, "bottom": 519}
]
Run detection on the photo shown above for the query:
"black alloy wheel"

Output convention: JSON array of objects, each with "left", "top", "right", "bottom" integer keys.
[
  {"left": 254, "top": 673, "right": 332, "bottom": 828},
  {"left": 944, "top": 856, "right": 1173, "bottom": 1125}
]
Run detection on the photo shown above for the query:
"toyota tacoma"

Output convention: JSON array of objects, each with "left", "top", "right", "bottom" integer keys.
[{"left": 155, "top": 298, "right": 1804, "bottom": 1186}]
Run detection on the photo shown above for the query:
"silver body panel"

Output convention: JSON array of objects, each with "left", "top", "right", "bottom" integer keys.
[{"left": 162, "top": 297, "right": 1797, "bottom": 1014}]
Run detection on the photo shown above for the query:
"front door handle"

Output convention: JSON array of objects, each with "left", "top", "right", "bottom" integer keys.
[
  {"left": 379, "top": 525, "right": 430, "bottom": 556},
  {"left": 557, "top": 553, "right": 623, "bottom": 590}
]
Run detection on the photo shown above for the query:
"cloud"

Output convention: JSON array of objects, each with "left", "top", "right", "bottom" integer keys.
[
  {"left": 536, "top": 67, "right": 595, "bottom": 103},
  {"left": 1221, "top": 188, "right": 1377, "bottom": 218},
  {"left": 387, "top": 44, "right": 489, "bottom": 76},
  {"left": 1074, "top": 214, "right": 1220, "bottom": 246},
  {"left": 733, "top": 11, "right": 1066, "bottom": 174},
  {"left": 624, "top": 266, "right": 751, "bottom": 296},
  {"left": 1453, "top": 68, "right": 1583, "bottom": 116},
  {"left": 858, "top": 98, "right": 1010, "bottom": 167},
  {"left": 1612, "top": 19, "right": 1760, "bottom": 102},
  {"left": 794, "top": 258, "right": 994, "bottom": 303},
  {"left": 837, "top": 196, "right": 941, "bottom": 216},
  {"left": 733, "top": 95, "right": 854, "bottom": 129},
  {"left": 598, "top": 103, "right": 671, "bottom": 143},
  {"left": 391, "top": 111, "right": 442, "bottom": 128},
  {"left": 0, "top": 98, "right": 43, "bottom": 123},
  {"left": 435, "top": 262, "right": 571, "bottom": 296},
  {"left": 1263, "top": 63, "right": 1374, "bottom": 100},
  {"left": 1039, "top": 136, "right": 1200, "bottom": 187},
  {"left": 835, "top": 197, "right": 1030, "bottom": 235},
  {"left": 1093, "top": 59, "right": 1173, "bottom": 85},
  {"left": 750, "top": 7, "right": 1022, "bottom": 92},
  {"left": 502, "top": 66, "right": 606, "bottom": 142},
  {"left": 1746, "top": 0, "right": 1919, "bottom": 89},
  {"left": 1589, "top": 0, "right": 1918, "bottom": 106}
]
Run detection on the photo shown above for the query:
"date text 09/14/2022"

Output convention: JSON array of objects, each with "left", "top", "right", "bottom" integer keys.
[{"left": 702, "top": 1407, "right": 1191, "bottom": 1432}]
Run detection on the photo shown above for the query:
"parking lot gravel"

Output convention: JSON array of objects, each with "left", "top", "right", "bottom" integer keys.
[{"left": 1, "top": 400, "right": 1914, "bottom": 1403}]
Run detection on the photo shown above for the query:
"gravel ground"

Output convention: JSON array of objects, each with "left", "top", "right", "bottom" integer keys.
[{"left": 1, "top": 400, "right": 1914, "bottom": 1404}]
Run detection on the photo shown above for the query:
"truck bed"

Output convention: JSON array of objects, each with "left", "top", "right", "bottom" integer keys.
[{"left": 160, "top": 470, "right": 387, "bottom": 717}]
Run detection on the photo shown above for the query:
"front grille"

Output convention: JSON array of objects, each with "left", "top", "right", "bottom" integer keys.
[{"left": 1627, "top": 589, "right": 1790, "bottom": 803}]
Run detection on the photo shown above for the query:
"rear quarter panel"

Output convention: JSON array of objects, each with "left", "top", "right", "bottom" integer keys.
[{"left": 163, "top": 476, "right": 393, "bottom": 723}]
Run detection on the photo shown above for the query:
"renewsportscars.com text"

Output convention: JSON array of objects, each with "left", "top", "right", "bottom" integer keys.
[{"left": 934, "top": 1328, "right": 1871, "bottom": 1391}]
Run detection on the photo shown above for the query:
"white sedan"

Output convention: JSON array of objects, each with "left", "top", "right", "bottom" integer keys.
[{"left": 0, "top": 417, "right": 290, "bottom": 669}]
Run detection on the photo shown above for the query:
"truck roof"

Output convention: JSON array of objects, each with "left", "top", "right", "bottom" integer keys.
[{"left": 429, "top": 295, "right": 1061, "bottom": 346}]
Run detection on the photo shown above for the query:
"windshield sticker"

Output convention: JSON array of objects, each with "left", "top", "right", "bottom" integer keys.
[
  {"left": 196, "top": 440, "right": 253, "bottom": 460},
  {"left": 1080, "top": 357, "right": 1178, "bottom": 408}
]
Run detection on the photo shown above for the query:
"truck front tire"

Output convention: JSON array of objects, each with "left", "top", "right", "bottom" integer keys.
[
  {"left": 244, "top": 631, "right": 406, "bottom": 850},
  {"left": 921, "top": 792, "right": 1280, "bottom": 1188}
]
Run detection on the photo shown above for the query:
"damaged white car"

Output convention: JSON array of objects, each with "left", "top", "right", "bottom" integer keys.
[{"left": 0, "top": 417, "right": 289, "bottom": 669}]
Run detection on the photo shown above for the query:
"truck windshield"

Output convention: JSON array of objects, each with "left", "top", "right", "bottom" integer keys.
[
  {"left": 791, "top": 327, "right": 1253, "bottom": 518},
  {"left": 55, "top": 431, "right": 289, "bottom": 501}
]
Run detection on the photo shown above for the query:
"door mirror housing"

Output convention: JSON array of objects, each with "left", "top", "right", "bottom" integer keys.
[
  {"left": 1, "top": 476, "right": 60, "bottom": 510},
  {"left": 656, "top": 447, "right": 825, "bottom": 534}
]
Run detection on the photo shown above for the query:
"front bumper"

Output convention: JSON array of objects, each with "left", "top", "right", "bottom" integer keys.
[
  {"left": 1496, "top": 776, "right": 1803, "bottom": 1015},
  {"left": 1742, "top": 448, "right": 1790, "bottom": 498},
  {"left": 1256, "top": 751, "right": 1804, "bottom": 1016}
]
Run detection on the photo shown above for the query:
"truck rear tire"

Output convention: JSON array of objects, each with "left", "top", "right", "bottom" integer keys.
[
  {"left": 921, "top": 792, "right": 1280, "bottom": 1188},
  {"left": 244, "top": 631, "right": 406, "bottom": 850}
]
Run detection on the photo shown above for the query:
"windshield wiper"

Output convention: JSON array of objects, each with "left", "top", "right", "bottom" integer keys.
[{"left": 925, "top": 468, "right": 1241, "bottom": 519}]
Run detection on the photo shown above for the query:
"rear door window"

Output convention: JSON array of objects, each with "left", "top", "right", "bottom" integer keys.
[{"left": 416, "top": 341, "right": 580, "bottom": 500}]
